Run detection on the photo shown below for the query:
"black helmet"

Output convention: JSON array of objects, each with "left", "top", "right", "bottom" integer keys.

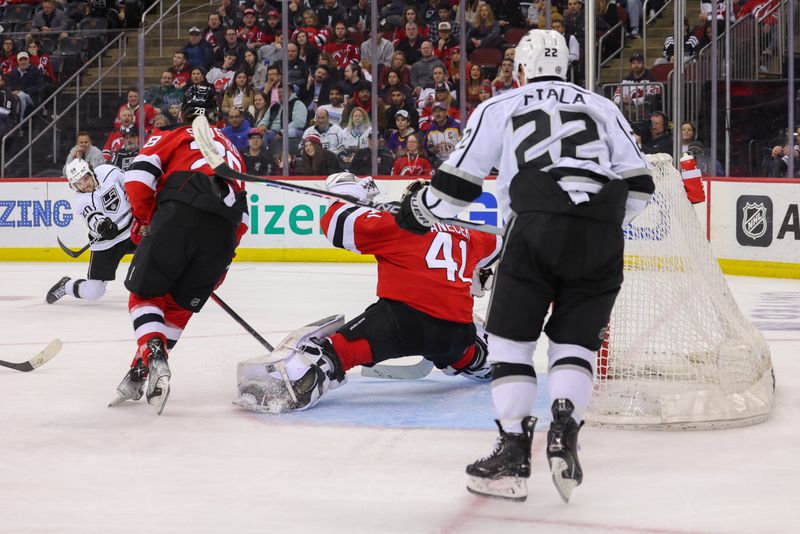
[{"left": 181, "top": 84, "right": 218, "bottom": 121}]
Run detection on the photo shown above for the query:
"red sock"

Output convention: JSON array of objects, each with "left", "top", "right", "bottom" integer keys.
[{"left": 330, "top": 333, "right": 373, "bottom": 371}]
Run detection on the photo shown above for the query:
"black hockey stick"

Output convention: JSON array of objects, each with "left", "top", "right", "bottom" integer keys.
[
  {"left": 0, "top": 339, "right": 63, "bottom": 372},
  {"left": 190, "top": 116, "right": 504, "bottom": 237},
  {"left": 56, "top": 237, "right": 92, "bottom": 258},
  {"left": 211, "top": 293, "right": 274, "bottom": 351}
]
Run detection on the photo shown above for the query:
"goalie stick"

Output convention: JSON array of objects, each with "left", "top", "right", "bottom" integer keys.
[
  {"left": 360, "top": 358, "right": 435, "bottom": 380},
  {"left": 190, "top": 116, "right": 504, "bottom": 237},
  {"left": 0, "top": 339, "right": 63, "bottom": 372}
]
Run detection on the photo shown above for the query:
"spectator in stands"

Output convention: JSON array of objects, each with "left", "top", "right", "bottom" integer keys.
[
  {"left": 259, "top": 84, "right": 307, "bottom": 146},
  {"left": 296, "top": 133, "right": 342, "bottom": 175},
  {"left": 564, "top": 0, "right": 586, "bottom": 45},
  {"left": 655, "top": 18, "right": 700, "bottom": 65},
  {"left": 152, "top": 114, "right": 169, "bottom": 130},
  {"left": 396, "top": 22, "right": 424, "bottom": 65},
  {"left": 323, "top": 20, "right": 361, "bottom": 71},
  {"left": 285, "top": 42, "right": 310, "bottom": 95},
  {"left": 417, "top": 64, "right": 455, "bottom": 106},
  {"left": 360, "top": 23, "right": 395, "bottom": 70},
  {"left": 550, "top": 15, "right": 581, "bottom": 73},
  {"left": 430, "top": 2, "right": 459, "bottom": 43},
  {"left": 305, "top": 65, "right": 333, "bottom": 114},
  {"left": 184, "top": 26, "right": 215, "bottom": 71},
  {"left": 292, "top": 9, "right": 331, "bottom": 49},
  {"left": 146, "top": 71, "right": 184, "bottom": 115},
  {"left": 216, "top": 0, "right": 238, "bottom": 29},
  {"left": 238, "top": 8, "right": 269, "bottom": 51},
  {"left": 478, "top": 80, "right": 493, "bottom": 105},
  {"left": 761, "top": 143, "right": 798, "bottom": 177},
  {"left": 347, "top": 0, "right": 370, "bottom": 34},
  {"left": 222, "top": 108, "right": 252, "bottom": 152},
  {"left": 612, "top": 51, "right": 661, "bottom": 120},
  {"left": 294, "top": 31, "right": 321, "bottom": 68},
  {"left": 31, "top": 0, "right": 69, "bottom": 42},
  {"left": 380, "top": 70, "right": 411, "bottom": 102},
  {"left": 391, "top": 133, "right": 432, "bottom": 176},
  {"left": 0, "top": 38, "right": 18, "bottom": 76},
  {"left": 680, "top": 121, "right": 697, "bottom": 153},
  {"left": 350, "top": 134, "right": 393, "bottom": 175},
  {"left": 303, "top": 107, "right": 344, "bottom": 155},
  {"left": 167, "top": 103, "right": 182, "bottom": 124},
  {"left": 83, "top": 0, "right": 124, "bottom": 31},
  {"left": 64, "top": 131, "right": 104, "bottom": 172},
  {"left": 246, "top": 91, "right": 269, "bottom": 127},
  {"left": 207, "top": 51, "right": 238, "bottom": 94},
  {"left": 686, "top": 141, "right": 723, "bottom": 177},
  {"left": 410, "top": 41, "right": 444, "bottom": 91},
  {"left": 340, "top": 106, "right": 371, "bottom": 168},
  {"left": 27, "top": 41, "right": 56, "bottom": 87},
  {"left": 8, "top": 52, "right": 47, "bottom": 118},
  {"left": 419, "top": 81, "right": 459, "bottom": 131},
  {"left": 379, "top": 51, "right": 411, "bottom": 90},
  {"left": 316, "top": 0, "right": 347, "bottom": 29},
  {"left": 242, "top": 49, "right": 267, "bottom": 91},
  {"left": 243, "top": 127, "right": 277, "bottom": 175},
  {"left": 221, "top": 70, "right": 256, "bottom": 114},
  {"left": 492, "top": 59, "right": 519, "bottom": 96},
  {"left": 249, "top": 0, "right": 272, "bottom": 28},
  {"left": 263, "top": 10, "right": 281, "bottom": 44},
  {"left": 114, "top": 87, "right": 157, "bottom": 130},
  {"left": 264, "top": 65, "right": 281, "bottom": 105},
  {"left": 495, "top": 0, "right": 528, "bottom": 30},
  {"left": 399, "top": 5, "right": 430, "bottom": 40},
  {"left": 319, "top": 85, "right": 345, "bottom": 126},
  {"left": 467, "top": 3, "right": 502, "bottom": 53},
  {"left": 340, "top": 62, "right": 366, "bottom": 97},
  {"left": 0, "top": 75, "right": 18, "bottom": 138},
  {"left": 386, "top": 109, "right": 416, "bottom": 156},
  {"left": 204, "top": 13, "right": 226, "bottom": 55},
  {"left": 342, "top": 83, "right": 386, "bottom": 130},
  {"left": 110, "top": 125, "right": 139, "bottom": 171},
  {"left": 465, "top": 64, "right": 487, "bottom": 110},
  {"left": 385, "top": 86, "right": 419, "bottom": 130},
  {"left": 432, "top": 22, "right": 458, "bottom": 65},
  {"left": 424, "top": 101, "right": 461, "bottom": 167},
  {"left": 169, "top": 51, "right": 191, "bottom": 90},
  {"left": 258, "top": 32, "right": 283, "bottom": 68},
  {"left": 189, "top": 67, "right": 213, "bottom": 91},
  {"left": 641, "top": 111, "right": 673, "bottom": 154},
  {"left": 103, "top": 108, "right": 134, "bottom": 160},
  {"left": 216, "top": 27, "right": 247, "bottom": 68}
]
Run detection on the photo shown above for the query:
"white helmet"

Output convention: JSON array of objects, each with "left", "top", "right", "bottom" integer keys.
[
  {"left": 514, "top": 29, "right": 569, "bottom": 82},
  {"left": 325, "top": 172, "right": 380, "bottom": 202},
  {"left": 65, "top": 159, "right": 97, "bottom": 191}
]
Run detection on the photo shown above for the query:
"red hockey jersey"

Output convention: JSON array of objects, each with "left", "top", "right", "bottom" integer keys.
[
  {"left": 124, "top": 124, "right": 247, "bottom": 228},
  {"left": 321, "top": 202, "right": 502, "bottom": 323}
]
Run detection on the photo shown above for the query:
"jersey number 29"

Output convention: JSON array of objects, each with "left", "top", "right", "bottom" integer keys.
[{"left": 425, "top": 232, "right": 472, "bottom": 283}]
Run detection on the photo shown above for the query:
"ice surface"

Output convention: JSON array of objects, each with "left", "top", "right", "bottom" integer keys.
[{"left": 1, "top": 263, "right": 799, "bottom": 533}]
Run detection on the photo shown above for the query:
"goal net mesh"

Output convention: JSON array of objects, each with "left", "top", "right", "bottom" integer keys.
[{"left": 584, "top": 154, "right": 774, "bottom": 429}]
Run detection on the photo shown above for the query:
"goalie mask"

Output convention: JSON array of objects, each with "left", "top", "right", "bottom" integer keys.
[
  {"left": 325, "top": 172, "right": 379, "bottom": 202},
  {"left": 514, "top": 29, "right": 568, "bottom": 82},
  {"left": 65, "top": 159, "right": 98, "bottom": 192}
]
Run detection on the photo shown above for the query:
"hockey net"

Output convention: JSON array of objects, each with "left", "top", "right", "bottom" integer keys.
[{"left": 584, "top": 154, "right": 774, "bottom": 429}]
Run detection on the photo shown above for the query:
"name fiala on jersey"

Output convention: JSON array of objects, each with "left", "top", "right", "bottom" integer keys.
[{"left": 524, "top": 88, "right": 586, "bottom": 105}]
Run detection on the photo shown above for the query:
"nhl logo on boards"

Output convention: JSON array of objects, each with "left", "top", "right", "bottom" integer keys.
[
  {"left": 736, "top": 195, "right": 772, "bottom": 247},
  {"left": 102, "top": 188, "right": 120, "bottom": 213}
]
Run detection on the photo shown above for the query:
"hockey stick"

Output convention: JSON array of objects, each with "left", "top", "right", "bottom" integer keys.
[
  {"left": 360, "top": 358, "right": 435, "bottom": 380},
  {"left": 56, "top": 238, "right": 92, "bottom": 258},
  {"left": 0, "top": 339, "right": 63, "bottom": 372},
  {"left": 191, "top": 116, "right": 504, "bottom": 237},
  {"left": 210, "top": 293, "right": 274, "bottom": 351}
]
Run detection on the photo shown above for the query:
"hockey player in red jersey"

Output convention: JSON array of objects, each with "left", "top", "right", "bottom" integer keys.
[
  {"left": 238, "top": 173, "right": 502, "bottom": 413},
  {"left": 110, "top": 85, "right": 248, "bottom": 414}
]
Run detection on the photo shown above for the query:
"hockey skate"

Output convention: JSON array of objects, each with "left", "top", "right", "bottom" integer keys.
[
  {"left": 108, "top": 359, "right": 149, "bottom": 407},
  {"left": 145, "top": 338, "right": 171, "bottom": 415},
  {"left": 281, "top": 337, "right": 346, "bottom": 411},
  {"left": 547, "top": 399, "right": 584, "bottom": 503},
  {"left": 46, "top": 276, "right": 71, "bottom": 304},
  {"left": 465, "top": 416, "right": 536, "bottom": 502}
]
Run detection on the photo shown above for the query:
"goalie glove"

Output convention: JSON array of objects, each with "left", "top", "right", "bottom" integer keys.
[
  {"left": 395, "top": 185, "right": 437, "bottom": 235},
  {"left": 325, "top": 172, "right": 380, "bottom": 202},
  {"left": 96, "top": 217, "right": 119, "bottom": 240},
  {"left": 470, "top": 268, "right": 494, "bottom": 298}
]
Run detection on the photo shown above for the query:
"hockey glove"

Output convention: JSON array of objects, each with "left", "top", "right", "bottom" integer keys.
[
  {"left": 395, "top": 187, "right": 436, "bottom": 235},
  {"left": 130, "top": 220, "right": 149, "bottom": 245},
  {"left": 96, "top": 217, "right": 119, "bottom": 240},
  {"left": 470, "top": 268, "right": 494, "bottom": 298}
]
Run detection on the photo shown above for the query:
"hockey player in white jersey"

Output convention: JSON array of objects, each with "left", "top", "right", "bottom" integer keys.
[
  {"left": 46, "top": 160, "right": 135, "bottom": 304},
  {"left": 395, "top": 30, "right": 655, "bottom": 503}
]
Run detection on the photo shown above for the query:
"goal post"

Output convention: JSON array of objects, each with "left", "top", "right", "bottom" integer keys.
[{"left": 585, "top": 154, "right": 775, "bottom": 429}]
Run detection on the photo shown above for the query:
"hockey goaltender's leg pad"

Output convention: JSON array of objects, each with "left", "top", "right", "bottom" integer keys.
[{"left": 466, "top": 416, "right": 537, "bottom": 502}]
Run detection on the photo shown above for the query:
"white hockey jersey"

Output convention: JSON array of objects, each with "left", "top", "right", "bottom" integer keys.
[
  {"left": 72, "top": 164, "right": 133, "bottom": 251},
  {"left": 428, "top": 79, "right": 653, "bottom": 223}
]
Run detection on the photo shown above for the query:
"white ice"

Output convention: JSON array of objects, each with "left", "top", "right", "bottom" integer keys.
[{"left": 1, "top": 262, "right": 799, "bottom": 534}]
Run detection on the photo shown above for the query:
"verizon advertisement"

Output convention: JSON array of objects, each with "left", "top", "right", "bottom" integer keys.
[{"left": 709, "top": 179, "right": 800, "bottom": 264}]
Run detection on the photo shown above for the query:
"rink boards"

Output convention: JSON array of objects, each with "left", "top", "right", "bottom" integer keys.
[{"left": 0, "top": 175, "right": 798, "bottom": 278}]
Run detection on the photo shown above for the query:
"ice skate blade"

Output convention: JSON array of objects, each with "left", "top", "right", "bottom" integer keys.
[
  {"left": 466, "top": 475, "right": 527, "bottom": 502},
  {"left": 549, "top": 457, "right": 578, "bottom": 503},
  {"left": 107, "top": 388, "right": 144, "bottom": 407},
  {"left": 147, "top": 376, "right": 171, "bottom": 415}
]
